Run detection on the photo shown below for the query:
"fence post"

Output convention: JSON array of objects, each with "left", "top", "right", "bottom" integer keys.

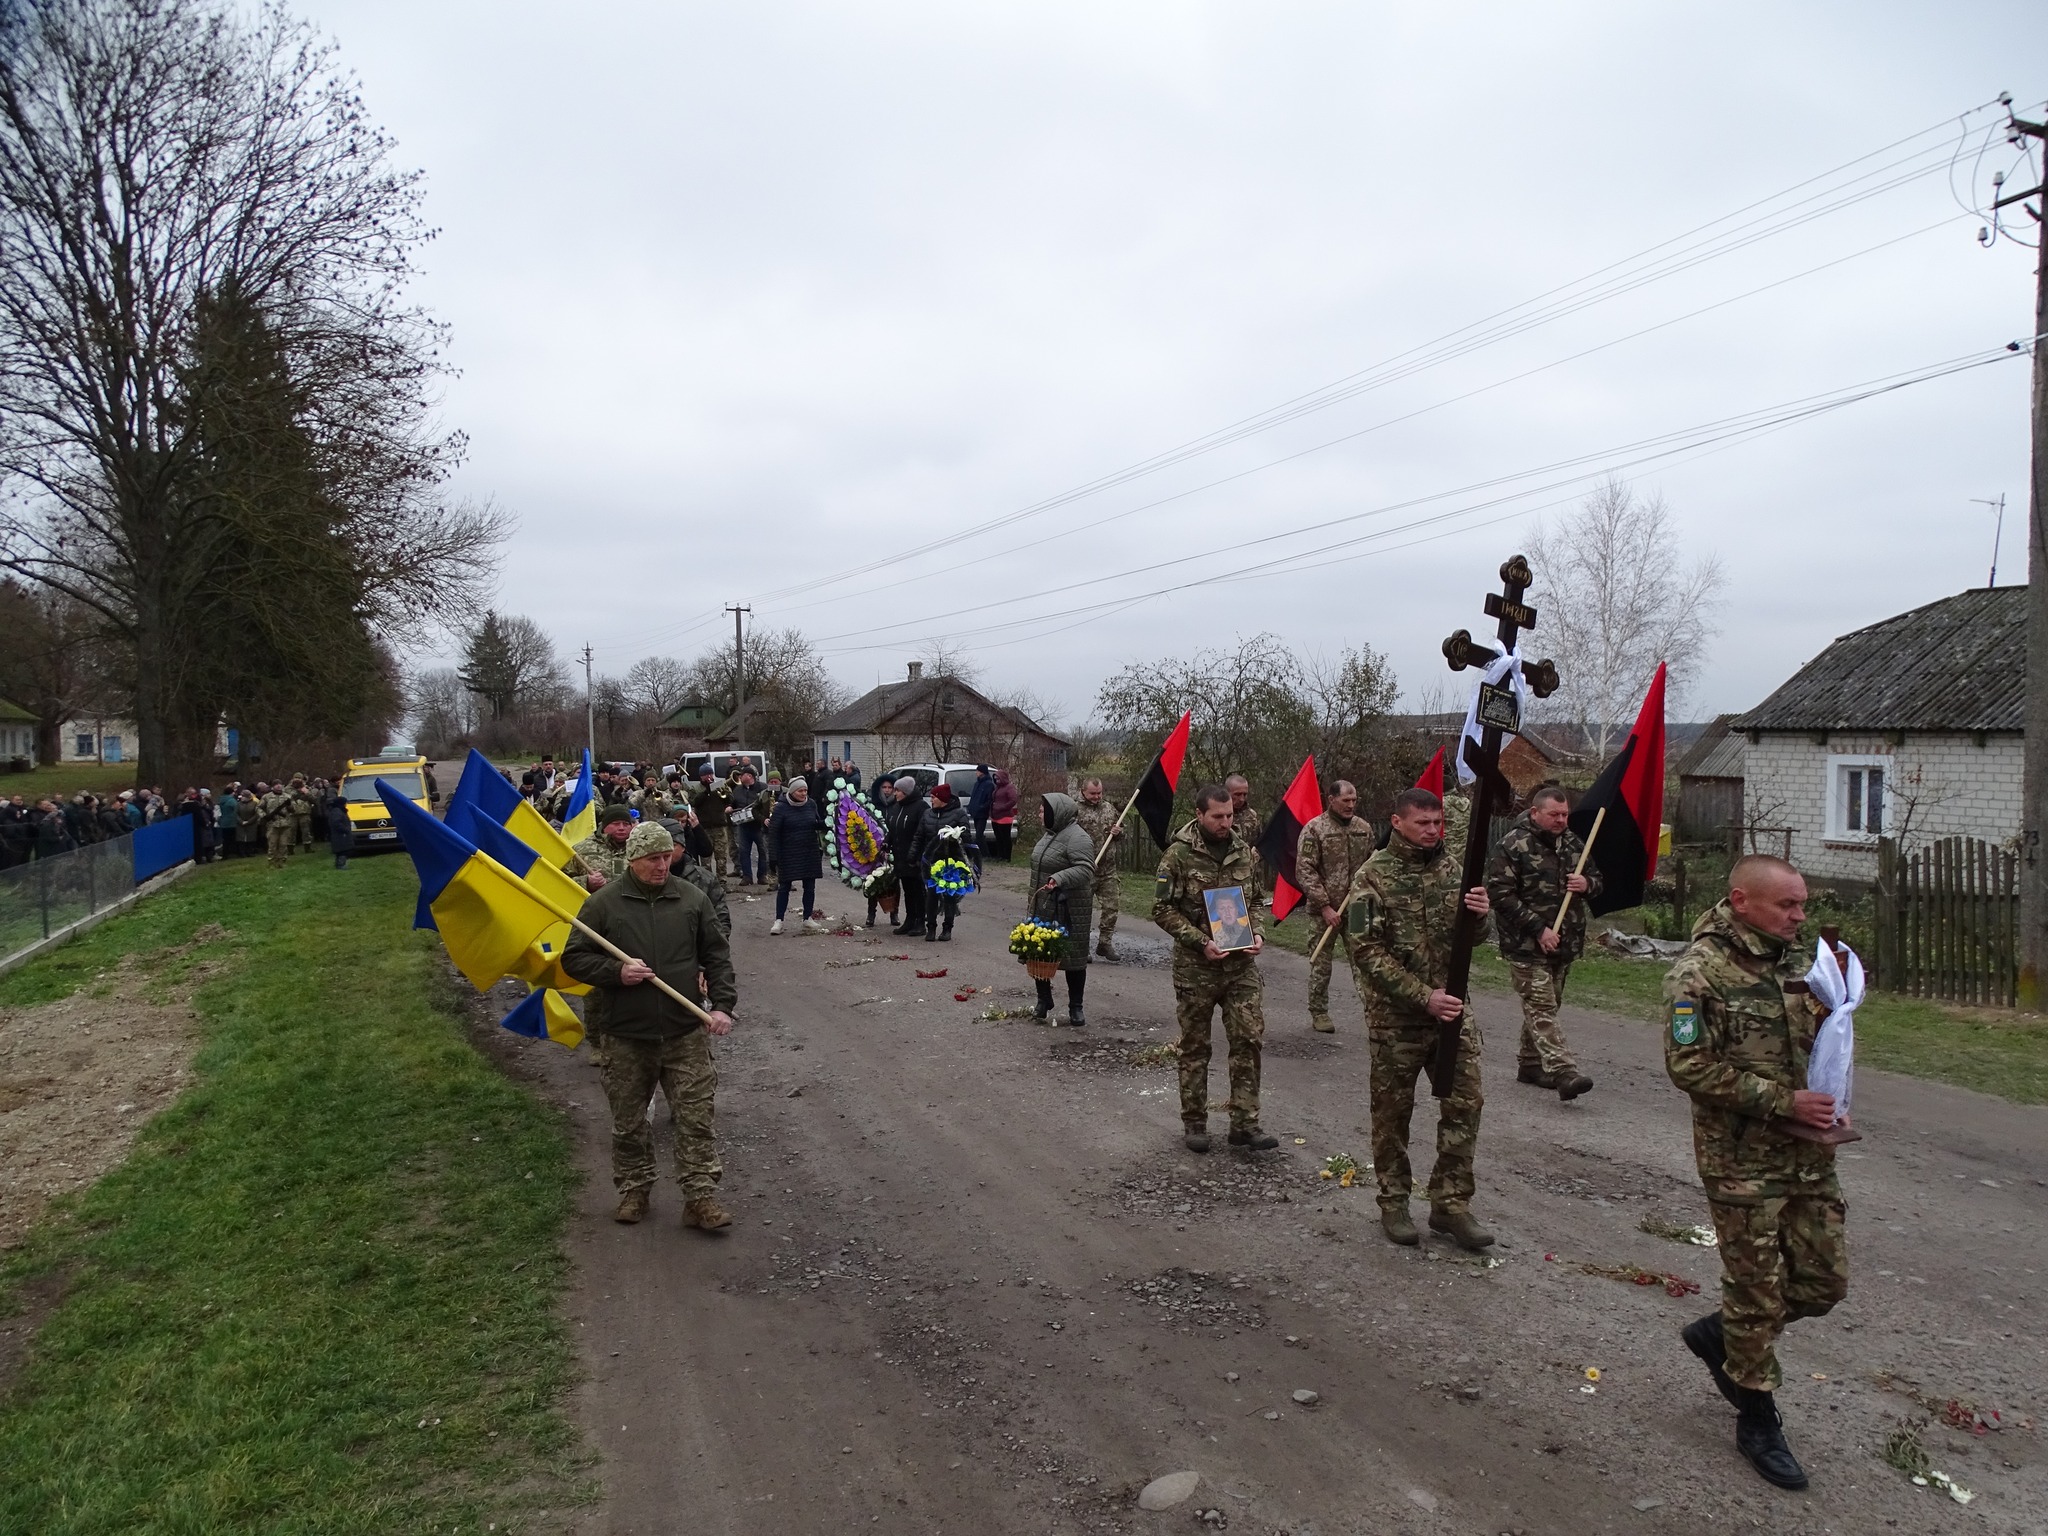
[{"left": 37, "top": 852, "right": 50, "bottom": 940}]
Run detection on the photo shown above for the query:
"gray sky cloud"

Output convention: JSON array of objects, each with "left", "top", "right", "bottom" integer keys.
[{"left": 309, "top": 0, "right": 2043, "bottom": 728}]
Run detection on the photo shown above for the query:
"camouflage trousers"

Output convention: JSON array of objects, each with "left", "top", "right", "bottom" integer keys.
[
  {"left": 1174, "top": 958, "right": 1263, "bottom": 1130},
  {"left": 601, "top": 1030, "right": 721, "bottom": 1200},
  {"left": 1508, "top": 957, "right": 1576, "bottom": 1076},
  {"left": 1709, "top": 1185, "right": 1848, "bottom": 1390},
  {"left": 1095, "top": 867, "right": 1119, "bottom": 944},
  {"left": 1307, "top": 921, "right": 1344, "bottom": 1019},
  {"left": 292, "top": 812, "right": 313, "bottom": 851},
  {"left": 265, "top": 821, "right": 292, "bottom": 867},
  {"left": 707, "top": 826, "right": 731, "bottom": 879},
  {"left": 1367, "top": 1012, "right": 1483, "bottom": 1213}
]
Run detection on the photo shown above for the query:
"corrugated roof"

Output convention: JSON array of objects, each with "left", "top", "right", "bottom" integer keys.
[
  {"left": 815, "top": 676, "right": 1066, "bottom": 745},
  {"left": 1674, "top": 714, "right": 1742, "bottom": 779},
  {"left": 1734, "top": 587, "right": 2025, "bottom": 734},
  {"left": 0, "top": 696, "right": 34, "bottom": 723}
]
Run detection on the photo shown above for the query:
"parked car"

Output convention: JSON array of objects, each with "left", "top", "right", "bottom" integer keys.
[{"left": 878, "top": 762, "right": 982, "bottom": 801}]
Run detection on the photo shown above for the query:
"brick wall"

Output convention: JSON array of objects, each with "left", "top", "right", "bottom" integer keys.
[{"left": 1741, "top": 731, "right": 2022, "bottom": 881}]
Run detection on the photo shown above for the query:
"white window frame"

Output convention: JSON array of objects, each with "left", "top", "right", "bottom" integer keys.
[{"left": 1824, "top": 753, "right": 1890, "bottom": 842}]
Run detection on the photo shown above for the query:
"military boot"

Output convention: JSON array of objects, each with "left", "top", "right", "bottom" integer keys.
[
  {"left": 682, "top": 1197, "right": 733, "bottom": 1231},
  {"left": 1428, "top": 1206, "right": 1495, "bottom": 1250},
  {"left": 1183, "top": 1121, "right": 1211, "bottom": 1154},
  {"left": 1734, "top": 1389, "right": 1808, "bottom": 1490},
  {"left": 1095, "top": 940, "right": 1119, "bottom": 961},
  {"left": 1681, "top": 1311, "right": 1745, "bottom": 1409},
  {"left": 1380, "top": 1204, "right": 1419, "bottom": 1246},
  {"left": 1227, "top": 1125, "right": 1279, "bottom": 1150},
  {"left": 613, "top": 1188, "right": 650, "bottom": 1224},
  {"left": 1558, "top": 1072, "right": 1595, "bottom": 1100},
  {"left": 1516, "top": 1064, "right": 1548, "bottom": 1086},
  {"left": 1310, "top": 1013, "right": 1335, "bottom": 1034}
]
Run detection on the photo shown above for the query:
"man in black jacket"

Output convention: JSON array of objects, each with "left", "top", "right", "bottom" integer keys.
[
  {"left": 563, "top": 821, "right": 738, "bottom": 1232},
  {"left": 886, "top": 775, "right": 928, "bottom": 937}
]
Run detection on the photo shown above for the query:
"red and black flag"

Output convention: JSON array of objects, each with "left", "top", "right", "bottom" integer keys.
[
  {"left": 1414, "top": 746, "right": 1446, "bottom": 798},
  {"left": 1569, "top": 662, "right": 1667, "bottom": 915},
  {"left": 1257, "top": 757, "right": 1323, "bottom": 922},
  {"left": 1134, "top": 711, "right": 1193, "bottom": 849}
]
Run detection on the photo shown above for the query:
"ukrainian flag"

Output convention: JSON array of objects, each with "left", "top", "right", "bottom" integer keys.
[
  {"left": 499, "top": 985, "right": 586, "bottom": 1048},
  {"left": 560, "top": 748, "right": 597, "bottom": 847},
  {"left": 468, "top": 810, "right": 591, "bottom": 996},
  {"left": 437, "top": 747, "right": 591, "bottom": 909}
]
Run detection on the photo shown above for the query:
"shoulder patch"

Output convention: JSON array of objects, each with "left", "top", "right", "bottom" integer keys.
[
  {"left": 1670, "top": 998, "right": 1700, "bottom": 1046},
  {"left": 1154, "top": 875, "right": 1170, "bottom": 903}
]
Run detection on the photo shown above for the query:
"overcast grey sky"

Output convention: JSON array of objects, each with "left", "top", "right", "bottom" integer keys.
[{"left": 308, "top": 0, "right": 2043, "bottom": 728}]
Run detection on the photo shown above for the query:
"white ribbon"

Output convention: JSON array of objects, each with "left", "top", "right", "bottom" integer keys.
[
  {"left": 1455, "top": 644, "right": 1530, "bottom": 786},
  {"left": 1803, "top": 939, "right": 1862, "bottom": 1121}
]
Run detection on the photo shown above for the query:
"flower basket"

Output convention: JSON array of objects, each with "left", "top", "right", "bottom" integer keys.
[
  {"left": 878, "top": 890, "right": 899, "bottom": 914},
  {"left": 1009, "top": 917, "right": 1068, "bottom": 974},
  {"left": 1024, "top": 959, "right": 1059, "bottom": 981}
]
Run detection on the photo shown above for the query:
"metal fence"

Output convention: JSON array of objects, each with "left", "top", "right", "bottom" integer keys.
[
  {"left": 1874, "top": 835, "right": 2018, "bottom": 1008},
  {"left": 0, "top": 833, "right": 140, "bottom": 969}
]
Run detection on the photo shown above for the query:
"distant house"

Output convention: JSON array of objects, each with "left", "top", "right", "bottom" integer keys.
[
  {"left": 1382, "top": 712, "right": 1563, "bottom": 799},
  {"left": 702, "top": 697, "right": 770, "bottom": 750},
  {"left": 60, "top": 714, "right": 135, "bottom": 765},
  {"left": 0, "top": 697, "right": 36, "bottom": 769},
  {"left": 1734, "top": 587, "right": 2022, "bottom": 883},
  {"left": 1674, "top": 714, "right": 1744, "bottom": 841},
  {"left": 812, "top": 663, "right": 1068, "bottom": 791},
  {"left": 652, "top": 698, "right": 723, "bottom": 756}
]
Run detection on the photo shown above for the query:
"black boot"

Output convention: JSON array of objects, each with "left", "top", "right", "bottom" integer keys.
[
  {"left": 1734, "top": 1388, "right": 1808, "bottom": 1490},
  {"left": 924, "top": 924, "right": 938, "bottom": 942},
  {"left": 1681, "top": 1312, "right": 1744, "bottom": 1410},
  {"left": 1033, "top": 979, "right": 1055, "bottom": 1024},
  {"left": 1065, "top": 971, "right": 1085, "bottom": 1028}
]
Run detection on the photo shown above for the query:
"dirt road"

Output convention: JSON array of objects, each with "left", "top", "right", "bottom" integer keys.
[{"left": 506, "top": 865, "right": 2048, "bottom": 1535}]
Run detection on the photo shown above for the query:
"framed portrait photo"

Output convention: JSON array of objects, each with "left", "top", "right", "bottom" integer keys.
[{"left": 1203, "top": 885, "right": 1256, "bottom": 952}]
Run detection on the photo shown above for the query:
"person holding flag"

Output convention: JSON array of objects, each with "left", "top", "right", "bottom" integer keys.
[
  {"left": 1288, "top": 779, "right": 1374, "bottom": 1035},
  {"left": 559, "top": 750, "right": 599, "bottom": 848},
  {"left": 563, "top": 820, "right": 738, "bottom": 1231},
  {"left": 1487, "top": 786, "right": 1599, "bottom": 1100},
  {"left": 1073, "top": 777, "right": 1127, "bottom": 960},
  {"left": 569, "top": 803, "right": 637, "bottom": 890}
]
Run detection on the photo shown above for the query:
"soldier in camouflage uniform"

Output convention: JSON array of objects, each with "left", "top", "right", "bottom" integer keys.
[
  {"left": 1225, "top": 774, "right": 1263, "bottom": 905},
  {"left": 1153, "top": 785, "right": 1277, "bottom": 1154},
  {"left": 655, "top": 817, "right": 731, "bottom": 938},
  {"left": 234, "top": 786, "right": 262, "bottom": 857},
  {"left": 567, "top": 802, "right": 636, "bottom": 888},
  {"left": 1073, "top": 777, "right": 1126, "bottom": 959},
  {"left": 1664, "top": 855, "right": 1845, "bottom": 1492},
  {"left": 259, "top": 783, "right": 295, "bottom": 867},
  {"left": 1344, "top": 786, "right": 1494, "bottom": 1250},
  {"left": 631, "top": 773, "right": 672, "bottom": 820},
  {"left": 288, "top": 775, "right": 317, "bottom": 853},
  {"left": 690, "top": 765, "right": 733, "bottom": 879},
  {"left": 1486, "top": 786, "right": 1600, "bottom": 1099},
  {"left": 1293, "top": 779, "right": 1375, "bottom": 1034}
]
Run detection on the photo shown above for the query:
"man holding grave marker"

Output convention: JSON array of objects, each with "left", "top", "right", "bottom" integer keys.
[{"left": 1487, "top": 785, "right": 1598, "bottom": 1099}]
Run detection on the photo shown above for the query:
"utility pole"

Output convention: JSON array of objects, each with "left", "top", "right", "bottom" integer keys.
[
  {"left": 1998, "top": 106, "right": 2047, "bottom": 1007},
  {"left": 1973, "top": 495, "right": 2008, "bottom": 587},
  {"left": 580, "top": 643, "right": 595, "bottom": 770},
  {"left": 725, "top": 605, "right": 752, "bottom": 751}
]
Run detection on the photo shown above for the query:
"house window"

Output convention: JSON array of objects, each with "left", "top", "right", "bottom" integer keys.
[
  {"left": 75, "top": 732, "right": 94, "bottom": 757},
  {"left": 1826, "top": 754, "right": 1887, "bottom": 840}
]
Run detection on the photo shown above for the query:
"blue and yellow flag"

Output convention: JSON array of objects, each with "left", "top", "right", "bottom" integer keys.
[
  {"left": 499, "top": 985, "right": 586, "bottom": 1048},
  {"left": 378, "top": 782, "right": 580, "bottom": 997},
  {"left": 560, "top": 748, "right": 597, "bottom": 847},
  {"left": 468, "top": 810, "right": 590, "bottom": 996}
]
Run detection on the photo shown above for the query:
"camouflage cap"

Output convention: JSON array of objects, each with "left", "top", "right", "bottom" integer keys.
[
  {"left": 599, "top": 802, "right": 636, "bottom": 826},
  {"left": 623, "top": 821, "right": 673, "bottom": 862}
]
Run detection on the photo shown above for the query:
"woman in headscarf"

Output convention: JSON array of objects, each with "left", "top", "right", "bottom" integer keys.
[{"left": 1024, "top": 791, "right": 1094, "bottom": 1027}]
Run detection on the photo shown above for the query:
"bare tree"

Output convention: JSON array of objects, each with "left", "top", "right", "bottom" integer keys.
[
  {"left": 624, "top": 655, "right": 691, "bottom": 719},
  {"left": 916, "top": 637, "right": 983, "bottom": 687},
  {"left": 686, "top": 625, "right": 843, "bottom": 771},
  {"left": 1529, "top": 479, "right": 1723, "bottom": 759},
  {"left": 0, "top": 0, "right": 501, "bottom": 786}
]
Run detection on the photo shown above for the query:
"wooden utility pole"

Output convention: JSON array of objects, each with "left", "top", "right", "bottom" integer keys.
[
  {"left": 2000, "top": 111, "right": 2047, "bottom": 1008},
  {"left": 725, "top": 604, "right": 752, "bottom": 751}
]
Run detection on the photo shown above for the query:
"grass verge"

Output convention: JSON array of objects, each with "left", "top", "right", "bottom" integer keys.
[
  {"left": 0, "top": 854, "right": 588, "bottom": 1533},
  {"left": 1117, "top": 870, "right": 2048, "bottom": 1106}
]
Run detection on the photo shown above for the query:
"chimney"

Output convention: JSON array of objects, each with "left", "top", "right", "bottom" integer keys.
[{"left": 907, "top": 660, "right": 924, "bottom": 681}]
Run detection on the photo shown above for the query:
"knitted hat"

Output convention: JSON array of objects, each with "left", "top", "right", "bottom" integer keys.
[
  {"left": 623, "top": 822, "right": 674, "bottom": 862},
  {"left": 929, "top": 783, "right": 953, "bottom": 805},
  {"left": 599, "top": 802, "right": 635, "bottom": 826}
]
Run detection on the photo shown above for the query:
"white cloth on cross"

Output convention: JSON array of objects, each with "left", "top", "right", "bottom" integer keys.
[
  {"left": 1803, "top": 939, "right": 1862, "bottom": 1121},
  {"left": 1454, "top": 644, "right": 1531, "bottom": 786}
]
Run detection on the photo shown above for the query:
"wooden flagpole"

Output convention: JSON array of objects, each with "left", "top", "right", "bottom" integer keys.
[
  {"left": 1307, "top": 891, "right": 1355, "bottom": 962},
  {"left": 1548, "top": 805, "right": 1605, "bottom": 933},
  {"left": 1091, "top": 782, "right": 1142, "bottom": 870}
]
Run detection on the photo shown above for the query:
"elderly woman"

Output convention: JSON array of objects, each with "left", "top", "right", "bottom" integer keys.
[
  {"left": 766, "top": 775, "right": 826, "bottom": 935},
  {"left": 1025, "top": 791, "right": 1095, "bottom": 1027}
]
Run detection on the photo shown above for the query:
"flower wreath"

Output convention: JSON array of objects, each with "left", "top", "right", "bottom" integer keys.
[{"left": 824, "top": 777, "right": 891, "bottom": 890}]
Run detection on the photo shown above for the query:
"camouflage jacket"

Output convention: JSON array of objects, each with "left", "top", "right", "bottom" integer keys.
[
  {"left": 1485, "top": 813, "right": 1601, "bottom": 962},
  {"left": 1152, "top": 821, "right": 1261, "bottom": 971},
  {"left": 258, "top": 791, "right": 294, "bottom": 826},
  {"left": 672, "top": 854, "right": 731, "bottom": 936},
  {"left": 1230, "top": 803, "right": 1264, "bottom": 902},
  {"left": 1663, "top": 900, "right": 1835, "bottom": 1203},
  {"left": 1344, "top": 833, "right": 1483, "bottom": 1023},
  {"left": 1294, "top": 810, "right": 1375, "bottom": 913},
  {"left": 630, "top": 784, "right": 674, "bottom": 819},
  {"left": 1073, "top": 796, "right": 1126, "bottom": 854},
  {"left": 567, "top": 832, "right": 631, "bottom": 884},
  {"left": 689, "top": 780, "right": 731, "bottom": 828},
  {"left": 289, "top": 787, "right": 317, "bottom": 816}
]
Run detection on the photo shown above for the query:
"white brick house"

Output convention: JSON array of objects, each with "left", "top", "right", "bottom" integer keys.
[{"left": 1734, "top": 587, "right": 2022, "bottom": 883}]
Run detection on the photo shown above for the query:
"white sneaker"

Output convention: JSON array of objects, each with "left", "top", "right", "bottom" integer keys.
[
  {"left": 770, "top": 918, "right": 784, "bottom": 935},
  {"left": 801, "top": 918, "right": 825, "bottom": 935}
]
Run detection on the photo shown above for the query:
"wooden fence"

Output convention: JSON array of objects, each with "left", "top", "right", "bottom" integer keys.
[{"left": 1874, "top": 836, "right": 2018, "bottom": 1007}]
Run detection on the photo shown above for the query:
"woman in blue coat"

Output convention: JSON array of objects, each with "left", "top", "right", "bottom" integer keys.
[{"left": 766, "top": 777, "right": 826, "bottom": 935}]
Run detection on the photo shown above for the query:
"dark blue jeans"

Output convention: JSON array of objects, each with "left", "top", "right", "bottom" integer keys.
[
  {"left": 775, "top": 877, "right": 815, "bottom": 921},
  {"left": 734, "top": 823, "right": 763, "bottom": 883}
]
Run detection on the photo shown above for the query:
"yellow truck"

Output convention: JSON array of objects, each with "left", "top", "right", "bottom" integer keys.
[{"left": 338, "top": 748, "right": 432, "bottom": 852}]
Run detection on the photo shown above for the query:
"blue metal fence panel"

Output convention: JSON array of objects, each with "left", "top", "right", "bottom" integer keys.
[{"left": 133, "top": 818, "right": 196, "bottom": 883}]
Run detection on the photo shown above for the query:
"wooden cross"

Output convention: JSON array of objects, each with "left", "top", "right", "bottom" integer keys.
[{"left": 1428, "top": 554, "right": 1559, "bottom": 1097}]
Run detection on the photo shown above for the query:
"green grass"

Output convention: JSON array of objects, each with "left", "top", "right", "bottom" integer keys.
[
  {"left": 0, "top": 762, "right": 148, "bottom": 801},
  {"left": 1114, "top": 869, "right": 2048, "bottom": 1107},
  {"left": 0, "top": 855, "right": 589, "bottom": 1533}
]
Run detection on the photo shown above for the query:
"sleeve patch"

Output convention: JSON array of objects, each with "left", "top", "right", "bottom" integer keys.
[
  {"left": 1347, "top": 898, "right": 1372, "bottom": 937},
  {"left": 1154, "top": 875, "right": 1170, "bottom": 903},
  {"left": 1670, "top": 999, "right": 1700, "bottom": 1046}
]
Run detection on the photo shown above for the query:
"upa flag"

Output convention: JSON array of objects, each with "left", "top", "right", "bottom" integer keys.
[
  {"left": 560, "top": 749, "right": 597, "bottom": 847},
  {"left": 1569, "top": 662, "right": 1667, "bottom": 915},
  {"left": 1415, "top": 746, "right": 1446, "bottom": 798},
  {"left": 1257, "top": 757, "right": 1322, "bottom": 922},
  {"left": 1133, "top": 712, "right": 1193, "bottom": 850}
]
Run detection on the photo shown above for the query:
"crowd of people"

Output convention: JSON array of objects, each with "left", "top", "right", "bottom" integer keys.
[{"left": 0, "top": 773, "right": 368, "bottom": 871}]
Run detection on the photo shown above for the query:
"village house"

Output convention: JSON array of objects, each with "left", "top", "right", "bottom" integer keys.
[
  {"left": 0, "top": 697, "right": 36, "bottom": 769},
  {"left": 812, "top": 662, "right": 1068, "bottom": 793},
  {"left": 1674, "top": 713, "right": 1745, "bottom": 842},
  {"left": 1733, "top": 586, "right": 2022, "bottom": 884}
]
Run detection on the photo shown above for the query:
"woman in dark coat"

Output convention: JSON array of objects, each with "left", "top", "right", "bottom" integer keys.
[
  {"left": 912, "top": 783, "right": 978, "bottom": 943},
  {"left": 1025, "top": 791, "right": 1095, "bottom": 1027},
  {"left": 326, "top": 784, "right": 354, "bottom": 869},
  {"left": 766, "top": 776, "right": 826, "bottom": 934},
  {"left": 989, "top": 769, "right": 1020, "bottom": 861}
]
